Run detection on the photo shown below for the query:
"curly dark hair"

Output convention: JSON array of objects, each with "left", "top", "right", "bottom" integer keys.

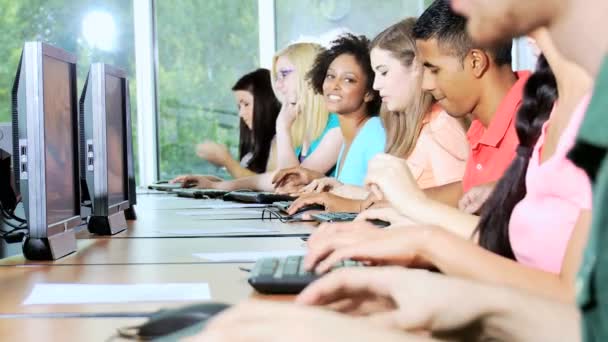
[{"left": 306, "top": 33, "right": 381, "bottom": 115}]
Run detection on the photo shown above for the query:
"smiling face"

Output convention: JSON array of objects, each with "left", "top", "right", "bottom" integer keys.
[
  {"left": 233, "top": 90, "right": 254, "bottom": 130},
  {"left": 321, "top": 54, "right": 371, "bottom": 115},
  {"left": 273, "top": 55, "right": 297, "bottom": 103},
  {"left": 416, "top": 38, "right": 479, "bottom": 118},
  {"left": 370, "top": 47, "right": 419, "bottom": 112}
]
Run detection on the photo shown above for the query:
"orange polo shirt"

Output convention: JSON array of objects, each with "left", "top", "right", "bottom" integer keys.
[{"left": 462, "top": 71, "right": 531, "bottom": 192}]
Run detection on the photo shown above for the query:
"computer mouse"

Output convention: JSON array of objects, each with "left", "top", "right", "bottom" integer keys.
[
  {"left": 132, "top": 303, "right": 231, "bottom": 339},
  {"left": 366, "top": 218, "right": 391, "bottom": 228}
]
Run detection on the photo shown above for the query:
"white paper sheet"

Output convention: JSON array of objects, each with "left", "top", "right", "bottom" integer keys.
[
  {"left": 23, "top": 283, "right": 211, "bottom": 305},
  {"left": 175, "top": 209, "right": 261, "bottom": 216},
  {"left": 193, "top": 250, "right": 306, "bottom": 262},
  {"left": 156, "top": 226, "right": 279, "bottom": 235},
  {"left": 193, "top": 203, "right": 268, "bottom": 209}
]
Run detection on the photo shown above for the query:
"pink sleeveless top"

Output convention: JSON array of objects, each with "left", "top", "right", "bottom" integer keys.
[{"left": 509, "top": 96, "right": 593, "bottom": 273}]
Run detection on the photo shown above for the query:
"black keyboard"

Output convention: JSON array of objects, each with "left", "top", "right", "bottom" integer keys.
[
  {"left": 148, "top": 182, "right": 187, "bottom": 191},
  {"left": 311, "top": 212, "right": 391, "bottom": 227},
  {"left": 311, "top": 212, "right": 358, "bottom": 222},
  {"left": 175, "top": 188, "right": 229, "bottom": 199},
  {"left": 223, "top": 191, "right": 296, "bottom": 204},
  {"left": 273, "top": 201, "right": 294, "bottom": 213},
  {"left": 174, "top": 188, "right": 203, "bottom": 198},
  {"left": 248, "top": 255, "right": 363, "bottom": 294}
]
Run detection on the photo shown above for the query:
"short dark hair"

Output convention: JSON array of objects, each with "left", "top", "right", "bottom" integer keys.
[
  {"left": 307, "top": 33, "right": 381, "bottom": 115},
  {"left": 232, "top": 68, "right": 281, "bottom": 173},
  {"left": 413, "top": 0, "right": 512, "bottom": 66}
]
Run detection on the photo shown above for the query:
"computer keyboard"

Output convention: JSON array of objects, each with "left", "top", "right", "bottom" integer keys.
[
  {"left": 174, "top": 188, "right": 203, "bottom": 198},
  {"left": 148, "top": 182, "right": 187, "bottom": 191},
  {"left": 273, "top": 201, "right": 293, "bottom": 213},
  {"left": 311, "top": 212, "right": 391, "bottom": 227},
  {"left": 311, "top": 212, "right": 358, "bottom": 222},
  {"left": 248, "top": 255, "right": 363, "bottom": 294},
  {"left": 174, "top": 188, "right": 229, "bottom": 199},
  {"left": 223, "top": 191, "right": 296, "bottom": 204}
]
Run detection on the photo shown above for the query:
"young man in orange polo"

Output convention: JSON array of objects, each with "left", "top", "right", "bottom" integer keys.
[
  {"left": 352, "top": 0, "right": 529, "bottom": 236},
  {"left": 414, "top": 0, "right": 529, "bottom": 205},
  {"left": 360, "top": 0, "right": 528, "bottom": 214}
]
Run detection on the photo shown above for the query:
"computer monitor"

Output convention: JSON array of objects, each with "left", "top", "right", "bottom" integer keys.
[
  {"left": 79, "top": 63, "right": 136, "bottom": 235},
  {"left": 11, "top": 42, "right": 81, "bottom": 260},
  {"left": 0, "top": 123, "right": 17, "bottom": 212}
]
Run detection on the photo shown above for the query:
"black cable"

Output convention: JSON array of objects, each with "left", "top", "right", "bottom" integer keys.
[
  {"left": 0, "top": 201, "right": 26, "bottom": 223},
  {"left": 0, "top": 217, "right": 26, "bottom": 230}
]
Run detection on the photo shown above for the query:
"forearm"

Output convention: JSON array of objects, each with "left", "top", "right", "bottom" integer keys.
[
  {"left": 424, "top": 274, "right": 580, "bottom": 342},
  {"left": 423, "top": 181, "right": 463, "bottom": 207},
  {"left": 421, "top": 229, "right": 575, "bottom": 302},
  {"left": 331, "top": 185, "right": 370, "bottom": 200},
  {"left": 482, "top": 285, "right": 581, "bottom": 342},
  {"left": 276, "top": 130, "right": 299, "bottom": 169},
  {"left": 224, "top": 157, "right": 257, "bottom": 179},
  {"left": 214, "top": 172, "right": 275, "bottom": 192},
  {"left": 394, "top": 197, "right": 478, "bottom": 238}
]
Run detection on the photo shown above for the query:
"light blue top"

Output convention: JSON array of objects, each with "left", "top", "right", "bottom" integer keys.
[
  {"left": 334, "top": 116, "right": 386, "bottom": 186},
  {"left": 294, "top": 113, "right": 340, "bottom": 160}
]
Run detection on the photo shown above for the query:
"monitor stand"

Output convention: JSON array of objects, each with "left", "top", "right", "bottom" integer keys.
[
  {"left": 88, "top": 210, "right": 128, "bottom": 235},
  {"left": 22, "top": 229, "right": 77, "bottom": 260},
  {"left": 124, "top": 206, "right": 137, "bottom": 220}
]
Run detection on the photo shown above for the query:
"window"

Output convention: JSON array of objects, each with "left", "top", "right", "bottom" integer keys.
[
  {"left": 275, "top": 0, "right": 423, "bottom": 48},
  {"left": 156, "top": 0, "right": 259, "bottom": 180},
  {"left": 0, "top": 0, "right": 138, "bottom": 180}
]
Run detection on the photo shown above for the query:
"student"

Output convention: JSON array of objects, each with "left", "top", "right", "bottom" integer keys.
[
  {"left": 271, "top": 34, "right": 386, "bottom": 196},
  {"left": 343, "top": 0, "right": 531, "bottom": 237},
  {"left": 192, "top": 0, "right": 608, "bottom": 341},
  {"left": 280, "top": 18, "right": 469, "bottom": 214},
  {"left": 196, "top": 68, "right": 281, "bottom": 178},
  {"left": 305, "top": 33, "right": 385, "bottom": 188},
  {"left": 171, "top": 42, "right": 343, "bottom": 191},
  {"left": 304, "top": 28, "right": 593, "bottom": 301}
]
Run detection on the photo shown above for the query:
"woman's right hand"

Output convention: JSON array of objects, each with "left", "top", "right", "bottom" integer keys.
[
  {"left": 275, "top": 101, "right": 299, "bottom": 131},
  {"left": 297, "top": 266, "right": 497, "bottom": 336},
  {"left": 170, "top": 174, "right": 216, "bottom": 189},
  {"left": 196, "top": 142, "right": 231, "bottom": 167},
  {"left": 458, "top": 183, "right": 495, "bottom": 214},
  {"left": 297, "top": 177, "right": 343, "bottom": 195},
  {"left": 272, "top": 167, "right": 324, "bottom": 193}
]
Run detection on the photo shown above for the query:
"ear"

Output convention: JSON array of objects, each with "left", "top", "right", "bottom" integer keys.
[
  {"left": 467, "top": 49, "right": 490, "bottom": 78},
  {"left": 363, "top": 90, "right": 375, "bottom": 103}
]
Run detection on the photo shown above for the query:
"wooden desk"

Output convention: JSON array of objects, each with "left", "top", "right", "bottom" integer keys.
[
  {"left": 0, "top": 237, "right": 306, "bottom": 266},
  {"left": 0, "top": 195, "right": 300, "bottom": 341},
  {"left": 77, "top": 196, "right": 315, "bottom": 239},
  {"left": 0, "top": 318, "right": 146, "bottom": 342},
  {"left": 0, "top": 263, "right": 254, "bottom": 315}
]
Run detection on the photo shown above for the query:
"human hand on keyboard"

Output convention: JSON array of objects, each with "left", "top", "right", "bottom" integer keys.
[
  {"left": 297, "top": 267, "right": 496, "bottom": 336},
  {"left": 355, "top": 207, "right": 416, "bottom": 227},
  {"left": 304, "top": 221, "right": 382, "bottom": 271},
  {"left": 194, "top": 299, "right": 423, "bottom": 341},
  {"left": 296, "top": 177, "right": 343, "bottom": 194},
  {"left": 170, "top": 174, "right": 215, "bottom": 189},
  {"left": 304, "top": 225, "right": 435, "bottom": 274},
  {"left": 287, "top": 193, "right": 359, "bottom": 216},
  {"left": 272, "top": 167, "right": 324, "bottom": 193}
]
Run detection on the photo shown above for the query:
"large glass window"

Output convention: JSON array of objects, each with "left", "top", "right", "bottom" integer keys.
[
  {"left": 0, "top": 0, "right": 138, "bottom": 181},
  {"left": 275, "top": 0, "right": 423, "bottom": 49},
  {"left": 156, "top": 0, "right": 259, "bottom": 180}
]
